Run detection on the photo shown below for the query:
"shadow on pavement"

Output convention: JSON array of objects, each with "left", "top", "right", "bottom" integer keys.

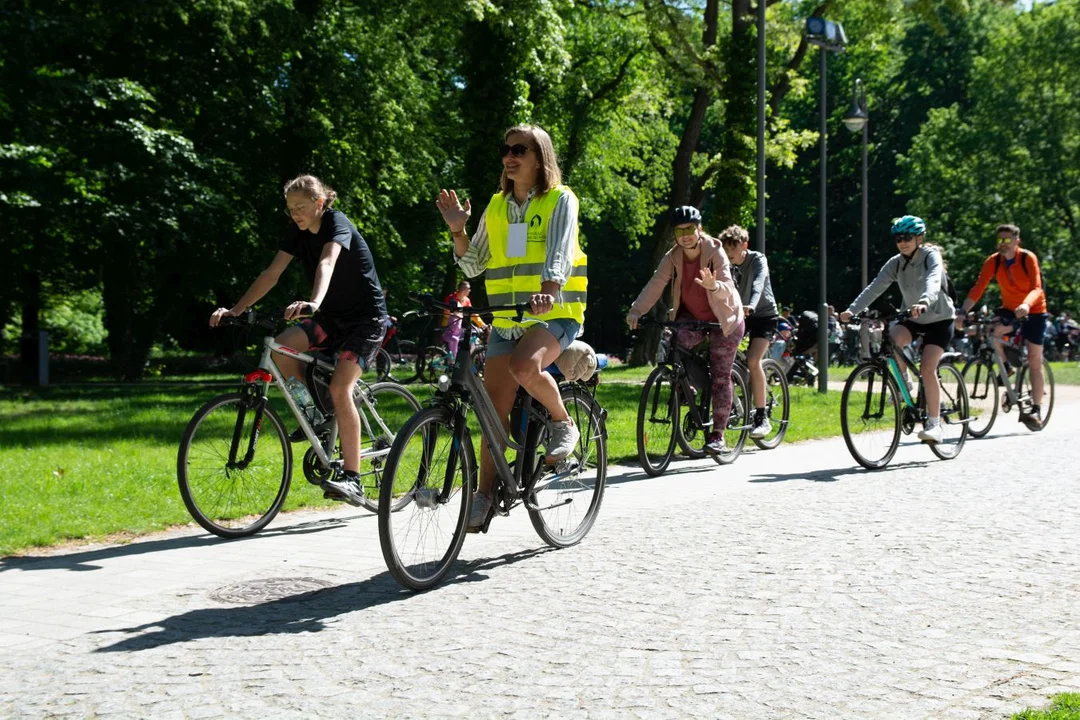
[
  {"left": 91, "top": 547, "right": 551, "bottom": 653},
  {"left": 606, "top": 462, "right": 713, "bottom": 486},
  {"left": 748, "top": 458, "right": 935, "bottom": 484},
  {"left": 0, "top": 513, "right": 368, "bottom": 573}
]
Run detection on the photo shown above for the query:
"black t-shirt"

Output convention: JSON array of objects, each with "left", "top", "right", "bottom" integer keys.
[{"left": 279, "top": 208, "right": 387, "bottom": 322}]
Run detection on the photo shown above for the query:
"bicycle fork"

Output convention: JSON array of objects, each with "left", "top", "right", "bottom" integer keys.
[{"left": 228, "top": 383, "right": 268, "bottom": 471}]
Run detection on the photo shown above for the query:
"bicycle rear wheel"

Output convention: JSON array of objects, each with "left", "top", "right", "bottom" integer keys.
[
  {"left": 636, "top": 366, "right": 679, "bottom": 476},
  {"left": 416, "top": 345, "right": 450, "bottom": 384},
  {"left": 928, "top": 363, "right": 969, "bottom": 460},
  {"left": 355, "top": 382, "right": 423, "bottom": 513},
  {"left": 961, "top": 357, "right": 998, "bottom": 438},
  {"left": 713, "top": 369, "right": 750, "bottom": 465},
  {"left": 752, "top": 359, "right": 790, "bottom": 450},
  {"left": 381, "top": 339, "right": 419, "bottom": 384},
  {"left": 841, "top": 364, "right": 901, "bottom": 470},
  {"left": 177, "top": 393, "right": 291, "bottom": 538},
  {"left": 378, "top": 405, "right": 474, "bottom": 591},
  {"left": 529, "top": 386, "right": 607, "bottom": 548},
  {"left": 1017, "top": 358, "right": 1054, "bottom": 430},
  {"left": 374, "top": 348, "right": 393, "bottom": 382}
]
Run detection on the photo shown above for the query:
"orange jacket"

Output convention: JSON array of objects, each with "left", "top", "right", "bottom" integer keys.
[{"left": 966, "top": 249, "right": 1046, "bottom": 314}]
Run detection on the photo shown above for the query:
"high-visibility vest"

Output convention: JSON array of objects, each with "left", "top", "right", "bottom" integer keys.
[{"left": 484, "top": 185, "right": 587, "bottom": 330}]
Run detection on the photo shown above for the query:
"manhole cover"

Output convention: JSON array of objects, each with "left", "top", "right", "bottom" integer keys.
[{"left": 209, "top": 577, "right": 334, "bottom": 604}]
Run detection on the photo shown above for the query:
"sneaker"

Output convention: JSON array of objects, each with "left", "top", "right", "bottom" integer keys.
[
  {"left": 703, "top": 433, "right": 727, "bottom": 456},
  {"left": 917, "top": 422, "right": 944, "bottom": 444},
  {"left": 467, "top": 492, "right": 492, "bottom": 532},
  {"left": 749, "top": 415, "right": 772, "bottom": 439},
  {"left": 322, "top": 472, "right": 364, "bottom": 507},
  {"left": 545, "top": 418, "right": 580, "bottom": 461},
  {"left": 1019, "top": 408, "right": 1042, "bottom": 431}
]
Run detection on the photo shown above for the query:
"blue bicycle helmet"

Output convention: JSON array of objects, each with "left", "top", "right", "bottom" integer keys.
[
  {"left": 672, "top": 205, "right": 702, "bottom": 225},
  {"left": 890, "top": 215, "right": 926, "bottom": 236}
]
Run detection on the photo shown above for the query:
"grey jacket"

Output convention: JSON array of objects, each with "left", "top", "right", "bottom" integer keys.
[
  {"left": 731, "top": 250, "right": 778, "bottom": 319},
  {"left": 845, "top": 246, "right": 955, "bottom": 323}
]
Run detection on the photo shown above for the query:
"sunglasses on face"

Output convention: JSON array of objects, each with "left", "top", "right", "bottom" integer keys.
[
  {"left": 894, "top": 233, "right": 916, "bottom": 243},
  {"left": 674, "top": 226, "right": 697, "bottom": 237},
  {"left": 500, "top": 143, "right": 532, "bottom": 158}
]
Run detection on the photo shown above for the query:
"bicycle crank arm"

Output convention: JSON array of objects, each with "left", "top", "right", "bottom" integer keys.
[{"left": 523, "top": 497, "right": 573, "bottom": 512}]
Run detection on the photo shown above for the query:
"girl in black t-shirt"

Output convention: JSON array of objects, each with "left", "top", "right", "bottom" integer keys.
[{"left": 209, "top": 174, "right": 387, "bottom": 506}]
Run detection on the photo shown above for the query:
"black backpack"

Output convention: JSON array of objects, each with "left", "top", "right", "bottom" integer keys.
[{"left": 993, "top": 249, "right": 1045, "bottom": 294}]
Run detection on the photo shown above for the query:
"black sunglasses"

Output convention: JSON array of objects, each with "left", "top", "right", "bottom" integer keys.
[
  {"left": 500, "top": 143, "right": 531, "bottom": 158},
  {"left": 894, "top": 233, "right": 917, "bottom": 243}
]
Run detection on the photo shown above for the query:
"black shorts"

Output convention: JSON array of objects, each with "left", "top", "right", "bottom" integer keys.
[
  {"left": 299, "top": 313, "right": 386, "bottom": 369},
  {"left": 898, "top": 318, "right": 954, "bottom": 350},
  {"left": 744, "top": 315, "right": 779, "bottom": 341},
  {"left": 993, "top": 308, "right": 1047, "bottom": 345}
]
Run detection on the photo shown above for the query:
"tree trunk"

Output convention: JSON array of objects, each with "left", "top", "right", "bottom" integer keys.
[{"left": 19, "top": 270, "right": 42, "bottom": 384}]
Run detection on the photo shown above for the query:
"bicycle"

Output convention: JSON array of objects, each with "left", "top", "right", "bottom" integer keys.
[
  {"left": 960, "top": 314, "right": 1055, "bottom": 437},
  {"left": 374, "top": 311, "right": 420, "bottom": 384},
  {"left": 177, "top": 309, "right": 422, "bottom": 537},
  {"left": 377, "top": 293, "right": 608, "bottom": 591},
  {"left": 415, "top": 329, "right": 487, "bottom": 384},
  {"left": 840, "top": 310, "right": 971, "bottom": 470},
  {"left": 734, "top": 342, "right": 790, "bottom": 450},
  {"left": 635, "top": 318, "right": 751, "bottom": 476}
]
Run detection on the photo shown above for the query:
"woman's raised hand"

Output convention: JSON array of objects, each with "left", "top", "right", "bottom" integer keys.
[
  {"left": 693, "top": 266, "right": 720, "bottom": 292},
  {"left": 436, "top": 189, "right": 471, "bottom": 233}
]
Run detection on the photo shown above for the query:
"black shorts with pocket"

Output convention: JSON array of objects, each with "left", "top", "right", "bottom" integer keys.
[
  {"left": 299, "top": 313, "right": 386, "bottom": 369},
  {"left": 744, "top": 315, "right": 779, "bottom": 341}
]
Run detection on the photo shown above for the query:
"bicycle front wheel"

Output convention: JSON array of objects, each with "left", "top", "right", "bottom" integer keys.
[
  {"left": 529, "top": 385, "right": 608, "bottom": 548},
  {"left": 1017, "top": 358, "right": 1054, "bottom": 430},
  {"left": 841, "top": 364, "right": 901, "bottom": 470},
  {"left": 177, "top": 393, "right": 291, "bottom": 538},
  {"left": 636, "top": 366, "right": 679, "bottom": 476},
  {"left": 378, "top": 405, "right": 474, "bottom": 591},
  {"left": 713, "top": 369, "right": 751, "bottom": 465},
  {"left": 928, "top": 363, "right": 969, "bottom": 460},
  {"left": 961, "top": 357, "right": 998, "bottom": 438},
  {"left": 356, "top": 381, "right": 423, "bottom": 513},
  {"left": 753, "top": 359, "right": 790, "bottom": 450}
]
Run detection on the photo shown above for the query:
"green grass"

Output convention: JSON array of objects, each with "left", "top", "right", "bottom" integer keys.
[
  {"left": 1014, "top": 693, "right": 1080, "bottom": 720},
  {"left": 0, "top": 369, "right": 851, "bottom": 555}
]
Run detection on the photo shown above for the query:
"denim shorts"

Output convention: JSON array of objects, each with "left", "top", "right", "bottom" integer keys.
[{"left": 486, "top": 318, "right": 581, "bottom": 360}]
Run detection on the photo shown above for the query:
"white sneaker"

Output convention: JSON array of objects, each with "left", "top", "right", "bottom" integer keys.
[
  {"left": 749, "top": 415, "right": 772, "bottom": 439},
  {"left": 545, "top": 418, "right": 580, "bottom": 461},
  {"left": 323, "top": 473, "right": 364, "bottom": 506},
  {"left": 917, "top": 423, "right": 944, "bottom": 444},
  {"left": 467, "top": 492, "right": 492, "bottom": 532}
]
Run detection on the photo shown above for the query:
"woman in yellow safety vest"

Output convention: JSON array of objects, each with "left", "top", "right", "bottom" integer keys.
[{"left": 436, "top": 124, "right": 587, "bottom": 532}]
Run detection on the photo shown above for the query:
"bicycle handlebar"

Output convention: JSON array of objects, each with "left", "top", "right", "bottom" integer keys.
[
  {"left": 408, "top": 291, "right": 532, "bottom": 322},
  {"left": 216, "top": 308, "right": 290, "bottom": 331},
  {"left": 636, "top": 316, "right": 722, "bottom": 331}
]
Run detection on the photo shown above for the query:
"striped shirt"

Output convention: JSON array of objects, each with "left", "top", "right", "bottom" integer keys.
[{"left": 456, "top": 187, "right": 579, "bottom": 339}]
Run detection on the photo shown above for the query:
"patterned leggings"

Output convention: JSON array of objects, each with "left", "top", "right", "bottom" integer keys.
[{"left": 676, "top": 319, "right": 744, "bottom": 436}]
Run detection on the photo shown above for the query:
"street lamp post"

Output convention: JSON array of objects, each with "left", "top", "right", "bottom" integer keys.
[
  {"left": 805, "top": 16, "right": 847, "bottom": 393},
  {"left": 756, "top": 0, "right": 766, "bottom": 253},
  {"left": 842, "top": 78, "right": 869, "bottom": 288}
]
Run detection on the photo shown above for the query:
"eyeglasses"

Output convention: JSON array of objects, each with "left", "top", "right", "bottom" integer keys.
[
  {"left": 673, "top": 226, "right": 697, "bottom": 237},
  {"left": 893, "top": 233, "right": 916, "bottom": 243},
  {"left": 284, "top": 204, "right": 308, "bottom": 218},
  {"left": 499, "top": 143, "right": 532, "bottom": 158}
]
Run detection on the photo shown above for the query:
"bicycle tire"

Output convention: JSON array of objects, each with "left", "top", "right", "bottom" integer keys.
[
  {"left": 841, "top": 363, "right": 901, "bottom": 470},
  {"left": 1017, "top": 358, "right": 1054, "bottom": 430},
  {"left": 355, "top": 382, "right": 423, "bottom": 513},
  {"left": 636, "top": 366, "right": 678, "bottom": 476},
  {"left": 529, "top": 386, "right": 607, "bottom": 548},
  {"left": 674, "top": 380, "right": 708, "bottom": 459},
  {"left": 374, "top": 348, "right": 392, "bottom": 383},
  {"left": 961, "top": 357, "right": 998, "bottom": 438},
  {"left": 752, "top": 358, "right": 790, "bottom": 450},
  {"left": 378, "top": 405, "right": 474, "bottom": 591},
  {"left": 927, "top": 362, "right": 969, "bottom": 460},
  {"left": 383, "top": 339, "right": 420, "bottom": 384},
  {"left": 713, "top": 368, "right": 751, "bottom": 465},
  {"left": 177, "top": 392, "right": 292, "bottom": 538}
]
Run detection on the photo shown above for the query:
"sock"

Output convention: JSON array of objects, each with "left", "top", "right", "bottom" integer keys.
[
  {"left": 754, "top": 408, "right": 766, "bottom": 422},
  {"left": 926, "top": 416, "right": 940, "bottom": 428}
]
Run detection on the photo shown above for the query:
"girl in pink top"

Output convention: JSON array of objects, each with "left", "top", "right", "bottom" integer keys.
[{"left": 627, "top": 206, "right": 744, "bottom": 455}]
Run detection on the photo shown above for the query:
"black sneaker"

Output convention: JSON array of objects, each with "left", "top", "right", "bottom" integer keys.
[
  {"left": 322, "top": 472, "right": 364, "bottom": 506},
  {"left": 1019, "top": 408, "right": 1042, "bottom": 432}
]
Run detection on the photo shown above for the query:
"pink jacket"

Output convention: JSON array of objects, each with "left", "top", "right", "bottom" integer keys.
[{"left": 630, "top": 236, "right": 743, "bottom": 336}]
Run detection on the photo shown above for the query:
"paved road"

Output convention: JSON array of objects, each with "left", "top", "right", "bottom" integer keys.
[{"left": 2, "top": 389, "right": 1079, "bottom": 719}]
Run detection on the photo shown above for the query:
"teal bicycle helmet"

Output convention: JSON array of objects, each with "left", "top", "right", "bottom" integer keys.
[{"left": 890, "top": 215, "right": 926, "bottom": 236}]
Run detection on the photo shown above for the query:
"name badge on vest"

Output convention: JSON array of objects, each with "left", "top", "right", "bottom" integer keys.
[{"left": 507, "top": 223, "right": 527, "bottom": 258}]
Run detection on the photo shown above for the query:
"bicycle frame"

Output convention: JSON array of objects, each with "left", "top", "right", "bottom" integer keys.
[{"left": 233, "top": 336, "right": 397, "bottom": 470}]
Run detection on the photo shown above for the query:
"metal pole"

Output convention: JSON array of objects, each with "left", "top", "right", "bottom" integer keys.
[
  {"left": 817, "top": 48, "right": 829, "bottom": 393},
  {"left": 756, "top": 0, "right": 766, "bottom": 253},
  {"left": 861, "top": 117, "right": 868, "bottom": 288}
]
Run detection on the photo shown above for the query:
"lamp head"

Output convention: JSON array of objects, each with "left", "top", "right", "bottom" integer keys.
[{"left": 806, "top": 17, "right": 848, "bottom": 51}]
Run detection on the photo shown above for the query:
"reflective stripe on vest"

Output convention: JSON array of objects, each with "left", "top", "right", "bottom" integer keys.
[{"left": 485, "top": 185, "right": 587, "bottom": 329}]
